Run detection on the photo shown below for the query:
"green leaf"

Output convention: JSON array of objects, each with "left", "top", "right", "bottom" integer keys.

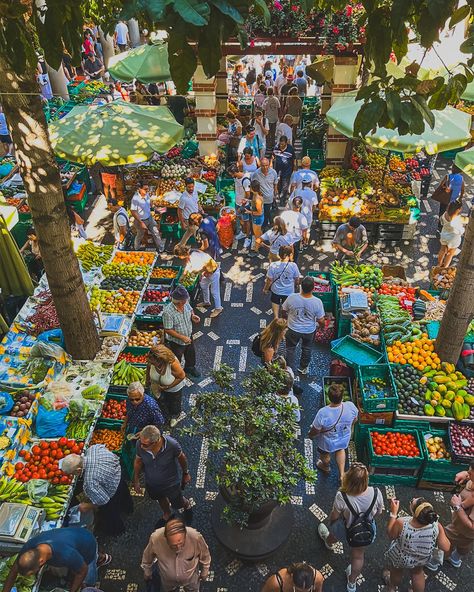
[
  {"left": 140, "top": 0, "right": 175, "bottom": 20},
  {"left": 460, "top": 36, "right": 474, "bottom": 54},
  {"left": 409, "top": 95, "right": 435, "bottom": 129},
  {"left": 253, "top": 0, "right": 271, "bottom": 26},
  {"left": 209, "top": 0, "right": 244, "bottom": 23},
  {"left": 428, "top": 85, "right": 449, "bottom": 110},
  {"left": 400, "top": 101, "right": 425, "bottom": 135},
  {"left": 385, "top": 90, "right": 401, "bottom": 124},
  {"left": 197, "top": 13, "right": 222, "bottom": 77},
  {"left": 168, "top": 32, "right": 197, "bottom": 94},
  {"left": 449, "top": 4, "right": 471, "bottom": 28},
  {"left": 353, "top": 98, "right": 386, "bottom": 137},
  {"left": 172, "top": 0, "right": 210, "bottom": 26}
]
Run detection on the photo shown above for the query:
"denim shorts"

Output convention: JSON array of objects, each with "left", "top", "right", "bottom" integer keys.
[
  {"left": 237, "top": 206, "right": 250, "bottom": 222},
  {"left": 252, "top": 214, "right": 264, "bottom": 226}
]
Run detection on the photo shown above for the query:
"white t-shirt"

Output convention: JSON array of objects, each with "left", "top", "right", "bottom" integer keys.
[
  {"left": 282, "top": 293, "right": 325, "bottom": 333},
  {"left": 291, "top": 168, "right": 320, "bottom": 190},
  {"left": 440, "top": 213, "right": 465, "bottom": 248},
  {"left": 289, "top": 188, "right": 318, "bottom": 226},
  {"left": 251, "top": 118, "right": 269, "bottom": 150},
  {"left": 261, "top": 230, "right": 294, "bottom": 254},
  {"left": 234, "top": 175, "right": 251, "bottom": 206},
  {"left": 262, "top": 96, "right": 281, "bottom": 124},
  {"left": 275, "top": 122, "right": 293, "bottom": 144},
  {"left": 333, "top": 487, "right": 384, "bottom": 527},
  {"left": 186, "top": 250, "right": 218, "bottom": 274},
  {"left": 280, "top": 210, "right": 309, "bottom": 241},
  {"left": 179, "top": 190, "right": 199, "bottom": 220},
  {"left": 312, "top": 402, "right": 359, "bottom": 452},
  {"left": 130, "top": 192, "right": 151, "bottom": 220},
  {"left": 115, "top": 22, "right": 129, "bottom": 45},
  {"left": 275, "top": 74, "right": 287, "bottom": 95},
  {"left": 267, "top": 261, "right": 300, "bottom": 296}
]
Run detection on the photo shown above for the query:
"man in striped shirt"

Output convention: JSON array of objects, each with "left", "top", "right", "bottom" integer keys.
[{"left": 61, "top": 444, "right": 133, "bottom": 536}]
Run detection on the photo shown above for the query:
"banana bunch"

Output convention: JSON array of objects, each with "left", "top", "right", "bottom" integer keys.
[
  {"left": 37, "top": 493, "right": 69, "bottom": 520},
  {"left": 0, "top": 477, "right": 29, "bottom": 503},
  {"left": 112, "top": 360, "right": 145, "bottom": 386},
  {"left": 320, "top": 166, "right": 342, "bottom": 178},
  {"left": 77, "top": 243, "right": 113, "bottom": 271}
]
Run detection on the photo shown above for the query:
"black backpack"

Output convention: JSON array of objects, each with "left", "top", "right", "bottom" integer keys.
[
  {"left": 342, "top": 488, "right": 379, "bottom": 547},
  {"left": 251, "top": 334, "right": 262, "bottom": 357}
]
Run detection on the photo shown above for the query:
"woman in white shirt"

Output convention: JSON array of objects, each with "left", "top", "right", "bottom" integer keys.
[
  {"left": 308, "top": 382, "right": 358, "bottom": 477},
  {"left": 239, "top": 147, "right": 259, "bottom": 173},
  {"left": 256, "top": 216, "right": 294, "bottom": 262},
  {"left": 438, "top": 200, "right": 465, "bottom": 267},
  {"left": 263, "top": 244, "right": 300, "bottom": 319},
  {"left": 318, "top": 463, "right": 384, "bottom": 592}
]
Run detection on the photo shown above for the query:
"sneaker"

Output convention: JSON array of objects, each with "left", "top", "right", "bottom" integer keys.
[
  {"left": 425, "top": 559, "right": 440, "bottom": 572},
  {"left": 170, "top": 418, "right": 179, "bottom": 428},
  {"left": 243, "top": 237, "right": 252, "bottom": 249},
  {"left": 346, "top": 566, "right": 356, "bottom": 592},
  {"left": 158, "top": 239, "right": 166, "bottom": 253},
  {"left": 298, "top": 366, "right": 308, "bottom": 375},
  {"left": 247, "top": 251, "right": 257, "bottom": 258},
  {"left": 210, "top": 307, "right": 223, "bottom": 318},
  {"left": 97, "top": 553, "right": 112, "bottom": 568},
  {"left": 446, "top": 555, "right": 462, "bottom": 568},
  {"left": 235, "top": 231, "right": 247, "bottom": 240},
  {"left": 185, "top": 367, "right": 201, "bottom": 379},
  {"left": 197, "top": 301, "right": 211, "bottom": 308},
  {"left": 318, "top": 523, "right": 334, "bottom": 550}
]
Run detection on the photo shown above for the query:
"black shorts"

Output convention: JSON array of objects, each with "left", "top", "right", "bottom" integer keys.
[
  {"left": 146, "top": 482, "right": 185, "bottom": 509},
  {"left": 0, "top": 134, "right": 11, "bottom": 144},
  {"left": 270, "top": 292, "right": 288, "bottom": 305}
]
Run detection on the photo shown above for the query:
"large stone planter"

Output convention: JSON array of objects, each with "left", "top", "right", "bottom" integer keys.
[{"left": 211, "top": 491, "right": 293, "bottom": 561}]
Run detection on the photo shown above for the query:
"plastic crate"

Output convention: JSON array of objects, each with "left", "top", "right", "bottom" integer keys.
[
  {"left": 216, "top": 176, "right": 234, "bottom": 192},
  {"left": 448, "top": 421, "right": 474, "bottom": 463},
  {"left": 149, "top": 265, "right": 182, "bottom": 286},
  {"left": 366, "top": 426, "right": 426, "bottom": 471},
  {"left": 135, "top": 302, "right": 164, "bottom": 324},
  {"left": 94, "top": 419, "right": 134, "bottom": 478},
  {"left": 337, "top": 316, "right": 351, "bottom": 339},
  {"left": 358, "top": 364, "right": 398, "bottom": 412},
  {"left": 308, "top": 271, "right": 335, "bottom": 312},
  {"left": 331, "top": 336, "right": 384, "bottom": 368},
  {"left": 322, "top": 376, "right": 353, "bottom": 404},
  {"left": 382, "top": 265, "right": 407, "bottom": 281},
  {"left": 305, "top": 148, "right": 325, "bottom": 171},
  {"left": 426, "top": 321, "right": 441, "bottom": 339},
  {"left": 420, "top": 428, "right": 469, "bottom": 484}
]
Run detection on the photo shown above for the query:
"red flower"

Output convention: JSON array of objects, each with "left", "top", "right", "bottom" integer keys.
[
  {"left": 345, "top": 5, "right": 353, "bottom": 17},
  {"left": 332, "top": 26, "right": 340, "bottom": 34},
  {"left": 273, "top": 1, "right": 283, "bottom": 10},
  {"left": 291, "top": 4, "right": 299, "bottom": 11},
  {"left": 250, "top": 39, "right": 255, "bottom": 47},
  {"left": 319, "top": 18, "right": 325, "bottom": 27}
]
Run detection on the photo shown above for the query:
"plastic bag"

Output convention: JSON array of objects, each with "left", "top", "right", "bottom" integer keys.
[
  {"left": 29, "top": 340, "right": 69, "bottom": 364},
  {"left": 217, "top": 213, "right": 235, "bottom": 249},
  {"left": 38, "top": 328, "right": 65, "bottom": 349},
  {"left": 26, "top": 479, "right": 49, "bottom": 502},
  {"left": 35, "top": 405, "right": 68, "bottom": 439},
  {"left": 0, "top": 392, "right": 14, "bottom": 415}
]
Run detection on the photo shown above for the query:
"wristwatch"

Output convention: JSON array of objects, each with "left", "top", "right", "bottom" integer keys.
[{"left": 453, "top": 505, "right": 462, "bottom": 512}]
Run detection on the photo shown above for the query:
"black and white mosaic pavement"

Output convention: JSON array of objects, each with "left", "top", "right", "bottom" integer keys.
[{"left": 95, "top": 158, "right": 473, "bottom": 592}]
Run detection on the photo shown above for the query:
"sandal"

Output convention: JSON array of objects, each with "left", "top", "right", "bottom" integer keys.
[
  {"left": 97, "top": 553, "right": 112, "bottom": 568},
  {"left": 316, "top": 460, "right": 330, "bottom": 474}
]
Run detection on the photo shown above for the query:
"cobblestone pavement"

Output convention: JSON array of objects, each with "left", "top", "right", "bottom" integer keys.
[{"left": 97, "top": 157, "right": 473, "bottom": 592}]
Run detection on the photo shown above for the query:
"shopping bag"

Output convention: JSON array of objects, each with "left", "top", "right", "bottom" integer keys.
[{"left": 430, "top": 180, "right": 451, "bottom": 205}]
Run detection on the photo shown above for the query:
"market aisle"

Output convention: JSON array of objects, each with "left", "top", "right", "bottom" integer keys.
[{"left": 97, "top": 191, "right": 474, "bottom": 592}]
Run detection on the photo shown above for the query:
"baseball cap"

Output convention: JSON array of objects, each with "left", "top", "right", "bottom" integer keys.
[
  {"left": 301, "top": 156, "right": 311, "bottom": 166},
  {"left": 171, "top": 285, "right": 189, "bottom": 301},
  {"left": 301, "top": 173, "right": 312, "bottom": 184}
]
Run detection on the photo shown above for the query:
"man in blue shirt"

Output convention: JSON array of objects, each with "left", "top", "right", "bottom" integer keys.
[
  {"left": 237, "top": 125, "right": 262, "bottom": 162},
  {"left": 188, "top": 213, "right": 222, "bottom": 260},
  {"left": 2, "top": 527, "right": 110, "bottom": 592},
  {"left": 272, "top": 135, "right": 295, "bottom": 207},
  {"left": 0, "top": 107, "right": 13, "bottom": 156}
]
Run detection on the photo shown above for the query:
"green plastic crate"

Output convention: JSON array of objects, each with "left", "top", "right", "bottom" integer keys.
[
  {"left": 337, "top": 317, "right": 351, "bottom": 339},
  {"left": 369, "top": 472, "right": 419, "bottom": 487},
  {"left": 366, "top": 425, "right": 426, "bottom": 471},
  {"left": 216, "top": 176, "right": 234, "bottom": 192},
  {"left": 305, "top": 148, "right": 325, "bottom": 172},
  {"left": 308, "top": 271, "right": 335, "bottom": 312},
  {"left": 149, "top": 265, "right": 182, "bottom": 286},
  {"left": 426, "top": 321, "right": 440, "bottom": 339},
  {"left": 331, "top": 336, "right": 384, "bottom": 368},
  {"left": 358, "top": 364, "right": 398, "bottom": 412},
  {"left": 322, "top": 376, "right": 353, "bottom": 405},
  {"left": 94, "top": 419, "right": 134, "bottom": 478},
  {"left": 420, "top": 428, "right": 469, "bottom": 484}
]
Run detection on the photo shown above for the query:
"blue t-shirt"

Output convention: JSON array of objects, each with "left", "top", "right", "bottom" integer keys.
[
  {"left": 273, "top": 144, "right": 295, "bottom": 178},
  {"left": 448, "top": 173, "right": 464, "bottom": 202},
  {"left": 126, "top": 394, "right": 164, "bottom": 433},
  {"left": 197, "top": 217, "right": 222, "bottom": 260},
  {"left": 21, "top": 527, "right": 96, "bottom": 572},
  {"left": 0, "top": 113, "right": 9, "bottom": 136}
]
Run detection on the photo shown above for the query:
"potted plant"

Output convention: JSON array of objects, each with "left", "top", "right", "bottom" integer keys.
[{"left": 183, "top": 364, "right": 316, "bottom": 559}]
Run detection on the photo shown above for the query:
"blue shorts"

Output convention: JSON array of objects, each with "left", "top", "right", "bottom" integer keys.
[
  {"left": 252, "top": 214, "right": 264, "bottom": 227},
  {"left": 237, "top": 206, "right": 250, "bottom": 222}
]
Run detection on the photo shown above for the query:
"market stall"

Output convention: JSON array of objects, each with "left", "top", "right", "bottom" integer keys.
[
  {"left": 108, "top": 40, "right": 171, "bottom": 83},
  {"left": 319, "top": 261, "right": 473, "bottom": 489}
]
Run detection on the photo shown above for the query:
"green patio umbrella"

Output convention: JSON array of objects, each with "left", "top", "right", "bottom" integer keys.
[
  {"left": 455, "top": 146, "right": 474, "bottom": 178},
  {"left": 49, "top": 100, "right": 183, "bottom": 166},
  {"left": 108, "top": 41, "right": 170, "bottom": 83},
  {"left": 0, "top": 215, "right": 34, "bottom": 297},
  {"left": 462, "top": 80, "right": 474, "bottom": 102},
  {"left": 326, "top": 93, "right": 472, "bottom": 154}
]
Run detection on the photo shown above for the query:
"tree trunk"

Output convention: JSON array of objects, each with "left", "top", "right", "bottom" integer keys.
[
  {"left": 0, "top": 58, "right": 100, "bottom": 359},
  {"left": 435, "top": 209, "right": 474, "bottom": 362}
]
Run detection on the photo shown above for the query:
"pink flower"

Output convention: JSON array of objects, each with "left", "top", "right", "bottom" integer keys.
[
  {"left": 273, "top": 1, "right": 283, "bottom": 10},
  {"left": 332, "top": 26, "right": 340, "bottom": 34},
  {"left": 359, "top": 26, "right": 366, "bottom": 34},
  {"left": 345, "top": 5, "right": 353, "bottom": 17},
  {"left": 250, "top": 39, "right": 255, "bottom": 47},
  {"left": 319, "top": 18, "right": 325, "bottom": 27},
  {"left": 291, "top": 4, "right": 299, "bottom": 11}
]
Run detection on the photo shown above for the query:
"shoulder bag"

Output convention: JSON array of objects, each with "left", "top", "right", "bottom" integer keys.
[{"left": 430, "top": 176, "right": 452, "bottom": 205}]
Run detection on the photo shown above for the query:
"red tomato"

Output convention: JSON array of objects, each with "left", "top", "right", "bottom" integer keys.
[
  {"left": 58, "top": 437, "right": 67, "bottom": 447},
  {"left": 15, "top": 462, "right": 24, "bottom": 470},
  {"left": 19, "top": 450, "right": 26, "bottom": 458},
  {"left": 50, "top": 442, "right": 58, "bottom": 450},
  {"left": 32, "top": 445, "right": 41, "bottom": 455}
]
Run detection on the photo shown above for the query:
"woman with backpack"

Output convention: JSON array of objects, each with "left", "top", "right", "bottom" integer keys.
[
  {"left": 307, "top": 383, "right": 358, "bottom": 477},
  {"left": 260, "top": 561, "right": 323, "bottom": 592},
  {"left": 383, "top": 497, "right": 450, "bottom": 592},
  {"left": 263, "top": 245, "right": 300, "bottom": 319},
  {"left": 252, "top": 318, "right": 287, "bottom": 365},
  {"left": 318, "top": 463, "right": 384, "bottom": 592}
]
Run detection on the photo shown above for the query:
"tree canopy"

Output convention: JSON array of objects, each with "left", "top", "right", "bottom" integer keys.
[{"left": 1, "top": 0, "right": 473, "bottom": 137}]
